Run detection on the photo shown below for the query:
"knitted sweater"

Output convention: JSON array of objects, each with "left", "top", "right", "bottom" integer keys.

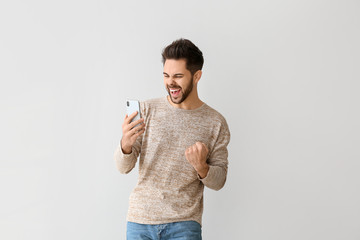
[{"left": 114, "top": 97, "right": 230, "bottom": 226}]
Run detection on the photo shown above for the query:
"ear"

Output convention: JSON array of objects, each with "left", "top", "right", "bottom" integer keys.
[{"left": 193, "top": 70, "right": 202, "bottom": 84}]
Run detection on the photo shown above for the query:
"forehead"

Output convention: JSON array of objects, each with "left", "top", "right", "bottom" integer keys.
[{"left": 163, "top": 59, "right": 189, "bottom": 74}]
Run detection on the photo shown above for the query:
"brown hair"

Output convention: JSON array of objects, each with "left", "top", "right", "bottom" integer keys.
[{"left": 161, "top": 38, "right": 204, "bottom": 75}]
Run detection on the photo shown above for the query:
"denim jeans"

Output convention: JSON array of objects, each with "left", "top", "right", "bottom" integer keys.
[{"left": 126, "top": 221, "right": 202, "bottom": 240}]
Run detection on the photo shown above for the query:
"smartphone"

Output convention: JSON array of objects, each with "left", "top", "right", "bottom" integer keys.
[{"left": 126, "top": 99, "right": 141, "bottom": 128}]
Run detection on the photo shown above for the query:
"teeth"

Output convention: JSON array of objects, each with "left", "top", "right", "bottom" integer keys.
[{"left": 170, "top": 89, "right": 180, "bottom": 93}]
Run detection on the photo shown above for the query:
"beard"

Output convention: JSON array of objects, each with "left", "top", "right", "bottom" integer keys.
[{"left": 167, "top": 76, "right": 194, "bottom": 104}]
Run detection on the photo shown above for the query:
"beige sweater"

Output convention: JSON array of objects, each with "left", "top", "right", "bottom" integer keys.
[{"left": 114, "top": 97, "right": 230, "bottom": 226}]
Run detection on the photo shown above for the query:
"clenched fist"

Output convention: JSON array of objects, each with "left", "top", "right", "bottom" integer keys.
[{"left": 185, "top": 142, "right": 210, "bottom": 179}]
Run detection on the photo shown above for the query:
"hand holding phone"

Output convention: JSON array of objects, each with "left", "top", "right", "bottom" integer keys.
[
  {"left": 121, "top": 100, "right": 145, "bottom": 154},
  {"left": 126, "top": 100, "right": 141, "bottom": 128}
]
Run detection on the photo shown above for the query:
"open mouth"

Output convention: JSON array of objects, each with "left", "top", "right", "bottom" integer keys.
[{"left": 170, "top": 88, "right": 181, "bottom": 97}]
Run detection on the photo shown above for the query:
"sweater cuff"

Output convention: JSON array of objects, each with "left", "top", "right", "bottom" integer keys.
[
  {"left": 198, "top": 165, "right": 215, "bottom": 183},
  {"left": 114, "top": 143, "right": 137, "bottom": 170},
  {"left": 118, "top": 143, "right": 136, "bottom": 159}
]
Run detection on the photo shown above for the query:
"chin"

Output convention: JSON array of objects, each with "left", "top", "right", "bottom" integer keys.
[{"left": 170, "top": 95, "right": 183, "bottom": 104}]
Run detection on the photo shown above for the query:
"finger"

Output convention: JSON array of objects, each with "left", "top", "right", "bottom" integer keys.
[
  {"left": 125, "top": 111, "right": 139, "bottom": 124},
  {"left": 195, "top": 142, "right": 203, "bottom": 149},
  {"left": 128, "top": 122, "right": 145, "bottom": 135},
  {"left": 124, "top": 118, "right": 143, "bottom": 132},
  {"left": 125, "top": 125, "right": 145, "bottom": 143},
  {"left": 127, "top": 118, "right": 144, "bottom": 130},
  {"left": 131, "top": 128, "right": 145, "bottom": 142},
  {"left": 201, "top": 142, "right": 208, "bottom": 151},
  {"left": 137, "top": 127, "right": 146, "bottom": 135},
  {"left": 191, "top": 144, "right": 198, "bottom": 152}
]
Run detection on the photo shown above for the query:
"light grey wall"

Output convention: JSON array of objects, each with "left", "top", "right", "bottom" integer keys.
[{"left": 1, "top": 0, "right": 359, "bottom": 239}]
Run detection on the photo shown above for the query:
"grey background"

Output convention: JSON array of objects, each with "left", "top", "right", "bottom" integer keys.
[{"left": 1, "top": 0, "right": 359, "bottom": 239}]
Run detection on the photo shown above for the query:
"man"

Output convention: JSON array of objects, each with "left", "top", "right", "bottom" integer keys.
[{"left": 114, "top": 38, "right": 230, "bottom": 240}]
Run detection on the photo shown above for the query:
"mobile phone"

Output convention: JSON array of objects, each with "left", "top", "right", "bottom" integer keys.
[{"left": 126, "top": 99, "right": 141, "bottom": 127}]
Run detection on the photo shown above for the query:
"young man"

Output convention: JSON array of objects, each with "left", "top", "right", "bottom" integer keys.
[{"left": 114, "top": 38, "right": 230, "bottom": 240}]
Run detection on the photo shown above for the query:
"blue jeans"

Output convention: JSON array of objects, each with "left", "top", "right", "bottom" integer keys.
[{"left": 126, "top": 221, "right": 202, "bottom": 240}]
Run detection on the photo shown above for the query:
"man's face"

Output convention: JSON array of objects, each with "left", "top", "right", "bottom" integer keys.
[{"left": 163, "top": 59, "right": 194, "bottom": 104}]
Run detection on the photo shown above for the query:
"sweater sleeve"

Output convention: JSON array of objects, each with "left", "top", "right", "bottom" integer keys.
[
  {"left": 113, "top": 101, "right": 145, "bottom": 174},
  {"left": 114, "top": 137, "right": 142, "bottom": 174},
  {"left": 199, "top": 121, "right": 230, "bottom": 191}
]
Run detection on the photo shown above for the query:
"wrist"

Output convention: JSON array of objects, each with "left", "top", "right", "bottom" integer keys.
[
  {"left": 120, "top": 139, "right": 132, "bottom": 154},
  {"left": 197, "top": 163, "right": 209, "bottom": 179}
]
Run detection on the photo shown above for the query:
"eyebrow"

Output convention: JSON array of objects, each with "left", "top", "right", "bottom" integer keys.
[{"left": 163, "top": 72, "right": 184, "bottom": 77}]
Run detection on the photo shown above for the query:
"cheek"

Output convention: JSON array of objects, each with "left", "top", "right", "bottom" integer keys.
[{"left": 181, "top": 80, "right": 191, "bottom": 89}]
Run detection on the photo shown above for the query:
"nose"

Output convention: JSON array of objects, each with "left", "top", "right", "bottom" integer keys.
[{"left": 167, "top": 77, "right": 177, "bottom": 85}]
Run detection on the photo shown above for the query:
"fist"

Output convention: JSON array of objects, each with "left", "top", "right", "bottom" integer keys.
[{"left": 185, "top": 142, "right": 209, "bottom": 178}]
